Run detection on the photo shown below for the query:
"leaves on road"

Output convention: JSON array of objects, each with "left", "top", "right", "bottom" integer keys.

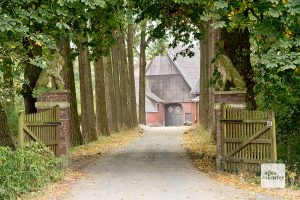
[
  {"left": 25, "top": 128, "right": 142, "bottom": 200},
  {"left": 182, "top": 124, "right": 300, "bottom": 200}
]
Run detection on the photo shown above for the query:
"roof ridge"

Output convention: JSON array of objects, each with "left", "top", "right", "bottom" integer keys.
[{"left": 166, "top": 50, "right": 193, "bottom": 89}]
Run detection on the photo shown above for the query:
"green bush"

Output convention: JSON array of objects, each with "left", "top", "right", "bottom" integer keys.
[
  {"left": 0, "top": 143, "right": 62, "bottom": 199},
  {"left": 255, "top": 68, "right": 300, "bottom": 183}
]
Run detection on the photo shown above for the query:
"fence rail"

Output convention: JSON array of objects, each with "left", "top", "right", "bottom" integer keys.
[
  {"left": 18, "top": 106, "right": 61, "bottom": 156},
  {"left": 220, "top": 104, "right": 276, "bottom": 172}
]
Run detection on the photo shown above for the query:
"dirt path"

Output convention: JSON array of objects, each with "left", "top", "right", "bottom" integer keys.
[{"left": 59, "top": 127, "right": 277, "bottom": 200}]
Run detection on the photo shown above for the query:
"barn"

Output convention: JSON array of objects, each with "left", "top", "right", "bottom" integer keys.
[{"left": 143, "top": 46, "right": 200, "bottom": 126}]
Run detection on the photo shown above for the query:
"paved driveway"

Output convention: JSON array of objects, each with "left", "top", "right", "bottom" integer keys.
[{"left": 60, "top": 126, "right": 277, "bottom": 200}]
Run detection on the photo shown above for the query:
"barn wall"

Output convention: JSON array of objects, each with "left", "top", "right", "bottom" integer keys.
[
  {"left": 146, "top": 75, "right": 192, "bottom": 103},
  {"left": 146, "top": 103, "right": 165, "bottom": 126},
  {"left": 181, "top": 102, "right": 198, "bottom": 125},
  {"left": 146, "top": 102, "right": 199, "bottom": 126}
]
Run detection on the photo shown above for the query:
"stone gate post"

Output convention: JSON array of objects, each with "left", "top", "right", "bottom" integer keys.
[{"left": 35, "top": 90, "right": 70, "bottom": 156}]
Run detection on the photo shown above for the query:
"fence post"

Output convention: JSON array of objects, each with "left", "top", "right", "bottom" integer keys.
[
  {"left": 18, "top": 112, "right": 25, "bottom": 147},
  {"left": 215, "top": 102, "right": 225, "bottom": 171},
  {"left": 270, "top": 111, "right": 277, "bottom": 162}
]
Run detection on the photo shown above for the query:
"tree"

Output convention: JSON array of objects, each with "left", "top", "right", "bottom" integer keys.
[
  {"left": 78, "top": 38, "right": 97, "bottom": 142},
  {"left": 138, "top": 20, "right": 147, "bottom": 125},
  {"left": 104, "top": 55, "right": 118, "bottom": 132},
  {"left": 61, "top": 38, "right": 84, "bottom": 146},
  {"left": 94, "top": 56, "right": 109, "bottom": 136},
  {"left": 118, "top": 31, "right": 131, "bottom": 128},
  {"left": 111, "top": 39, "right": 123, "bottom": 128},
  {"left": 199, "top": 22, "right": 221, "bottom": 130},
  {"left": 127, "top": 23, "right": 138, "bottom": 127}
]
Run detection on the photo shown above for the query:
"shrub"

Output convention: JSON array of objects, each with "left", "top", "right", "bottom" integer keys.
[{"left": 0, "top": 143, "right": 62, "bottom": 199}]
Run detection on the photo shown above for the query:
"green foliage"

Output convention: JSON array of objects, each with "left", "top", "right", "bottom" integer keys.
[
  {"left": 146, "top": 38, "right": 168, "bottom": 60},
  {"left": 255, "top": 68, "right": 300, "bottom": 175},
  {"left": 0, "top": 143, "right": 62, "bottom": 200}
]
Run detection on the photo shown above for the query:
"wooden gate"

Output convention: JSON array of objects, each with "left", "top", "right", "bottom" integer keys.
[
  {"left": 220, "top": 105, "right": 277, "bottom": 172},
  {"left": 18, "top": 106, "right": 61, "bottom": 156}
]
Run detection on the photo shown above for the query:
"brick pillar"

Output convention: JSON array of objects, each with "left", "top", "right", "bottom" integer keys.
[
  {"left": 35, "top": 90, "right": 70, "bottom": 156},
  {"left": 214, "top": 90, "right": 246, "bottom": 171}
]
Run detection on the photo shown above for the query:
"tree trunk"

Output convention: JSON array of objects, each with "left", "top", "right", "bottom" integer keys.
[
  {"left": 78, "top": 40, "right": 97, "bottom": 143},
  {"left": 0, "top": 103, "right": 15, "bottom": 149},
  {"left": 139, "top": 20, "right": 147, "bottom": 125},
  {"left": 95, "top": 56, "right": 110, "bottom": 136},
  {"left": 104, "top": 55, "right": 118, "bottom": 132},
  {"left": 117, "top": 32, "right": 130, "bottom": 128},
  {"left": 199, "top": 38, "right": 208, "bottom": 128},
  {"left": 22, "top": 38, "right": 42, "bottom": 114},
  {"left": 61, "top": 38, "right": 84, "bottom": 146},
  {"left": 199, "top": 21, "right": 221, "bottom": 132},
  {"left": 111, "top": 35, "right": 123, "bottom": 129},
  {"left": 127, "top": 24, "right": 138, "bottom": 127},
  {"left": 221, "top": 28, "right": 257, "bottom": 110}
]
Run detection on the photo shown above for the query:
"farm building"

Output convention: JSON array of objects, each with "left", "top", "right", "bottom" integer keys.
[{"left": 136, "top": 46, "right": 200, "bottom": 126}]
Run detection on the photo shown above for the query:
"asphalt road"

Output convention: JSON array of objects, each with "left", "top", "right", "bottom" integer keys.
[{"left": 59, "top": 126, "right": 277, "bottom": 200}]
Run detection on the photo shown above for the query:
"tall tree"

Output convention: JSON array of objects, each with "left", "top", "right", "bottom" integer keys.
[
  {"left": 104, "top": 55, "right": 118, "bottom": 132},
  {"left": 78, "top": 38, "right": 97, "bottom": 142},
  {"left": 94, "top": 56, "right": 109, "bottom": 136},
  {"left": 111, "top": 38, "right": 123, "bottom": 128},
  {"left": 138, "top": 20, "right": 147, "bottom": 125},
  {"left": 127, "top": 23, "right": 138, "bottom": 127},
  {"left": 118, "top": 31, "right": 131, "bottom": 127},
  {"left": 199, "top": 22, "right": 221, "bottom": 131},
  {"left": 61, "top": 38, "right": 84, "bottom": 146}
]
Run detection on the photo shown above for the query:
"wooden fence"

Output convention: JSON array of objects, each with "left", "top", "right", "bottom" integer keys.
[
  {"left": 220, "top": 104, "right": 277, "bottom": 172},
  {"left": 18, "top": 106, "right": 61, "bottom": 156}
]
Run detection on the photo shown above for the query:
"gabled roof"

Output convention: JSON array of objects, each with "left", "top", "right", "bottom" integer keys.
[
  {"left": 146, "top": 88, "right": 164, "bottom": 103},
  {"left": 145, "top": 97, "right": 158, "bottom": 112},
  {"left": 191, "top": 79, "right": 200, "bottom": 95},
  {"left": 167, "top": 46, "right": 200, "bottom": 90}
]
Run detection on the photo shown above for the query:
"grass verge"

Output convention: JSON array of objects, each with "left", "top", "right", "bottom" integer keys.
[
  {"left": 182, "top": 124, "right": 299, "bottom": 200},
  {"left": 24, "top": 128, "right": 142, "bottom": 200}
]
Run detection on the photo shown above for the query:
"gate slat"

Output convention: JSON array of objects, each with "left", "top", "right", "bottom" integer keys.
[
  {"left": 18, "top": 106, "right": 61, "bottom": 156},
  {"left": 221, "top": 105, "right": 276, "bottom": 172}
]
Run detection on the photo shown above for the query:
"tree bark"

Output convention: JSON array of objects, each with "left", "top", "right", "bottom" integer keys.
[
  {"left": 104, "top": 55, "right": 118, "bottom": 132},
  {"left": 119, "top": 32, "right": 133, "bottom": 128},
  {"left": 0, "top": 103, "right": 15, "bottom": 149},
  {"left": 111, "top": 38, "right": 123, "bottom": 129},
  {"left": 127, "top": 24, "right": 138, "bottom": 127},
  {"left": 139, "top": 20, "right": 147, "bottom": 125},
  {"left": 95, "top": 56, "right": 110, "bottom": 136},
  {"left": 78, "top": 39, "right": 97, "bottom": 143},
  {"left": 221, "top": 28, "right": 257, "bottom": 110},
  {"left": 199, "top": 21, "right": 221, "bottom": 132},
  {"left": 22, "top": 38, "right": 42, "bottom": 114},
  {"left": 61, "top": 38, "right": 84, "bottom": 146}
]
